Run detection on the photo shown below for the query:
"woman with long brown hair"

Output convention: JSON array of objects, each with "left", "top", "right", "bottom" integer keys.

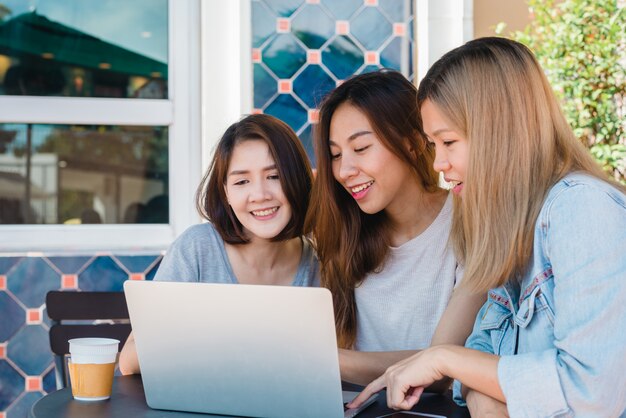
[
  {"left": 351, "top": 38, "right": 626, "bottom": 417},
  {"left": 306, "top": 70, "right": 485, "bottom": 386}
]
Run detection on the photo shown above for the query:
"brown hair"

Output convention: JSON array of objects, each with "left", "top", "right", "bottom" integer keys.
[
  {"left": 197, "top": 114, "right": 313, "bottom": 244},
  {"left": 417, "top": 37, "right": 622, "bottom": 292},
  {"left": 306, "top": 70, "right": 439, "bottom": 348}
]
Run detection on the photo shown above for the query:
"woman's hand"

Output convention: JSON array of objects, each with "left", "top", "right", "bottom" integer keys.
[
  {"left": 348, "top": 347, "right": 445, "bottom": 410},
  {"left": 466, "top": 390, "right": 509, "bottom": 417}
]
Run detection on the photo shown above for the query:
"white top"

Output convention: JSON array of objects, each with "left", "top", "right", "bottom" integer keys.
[{"left": 355, "top": 194, "right": 462, "bottom": 351}]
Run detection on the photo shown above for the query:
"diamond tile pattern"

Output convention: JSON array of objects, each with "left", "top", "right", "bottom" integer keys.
[
  {"left": 253, "top": 0, "right": 414, "bottom": 162},
  {"left": 0, "top": 253, "right": 161, "bottom": 415}
]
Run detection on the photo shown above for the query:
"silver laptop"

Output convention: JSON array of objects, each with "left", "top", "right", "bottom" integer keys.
[{"left": 124, "top": 281, "right": 378, "bottom": 418}]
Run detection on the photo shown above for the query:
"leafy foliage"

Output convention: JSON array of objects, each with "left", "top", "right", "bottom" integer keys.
[{"left": 500, "top": 0, "right": 626, "bottom": 182}]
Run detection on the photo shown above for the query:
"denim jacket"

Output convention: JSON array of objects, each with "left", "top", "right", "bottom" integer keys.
[{"left": 453, "top": 173, "right": 626, "bottom": 417}]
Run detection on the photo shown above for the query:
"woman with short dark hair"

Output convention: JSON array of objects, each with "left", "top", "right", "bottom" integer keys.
[{"left": 120, "top": 114, "right": 318, "bottom": 375}]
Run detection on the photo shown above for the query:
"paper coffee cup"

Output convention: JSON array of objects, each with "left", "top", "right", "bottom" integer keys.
[{"left": 68, "top": 338, "right": 119, "bottom": 401}]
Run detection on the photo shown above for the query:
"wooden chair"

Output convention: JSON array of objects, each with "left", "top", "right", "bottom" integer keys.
[{"left": 46, "top": 290, "right": 132, "bottom": 390}]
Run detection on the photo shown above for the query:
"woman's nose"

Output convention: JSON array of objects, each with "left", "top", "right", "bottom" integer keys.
[
  {"left": 338, "top": 155, "right": 358, "bottom": 181},
  {"left": 249, "top": 181, "right": 271, "bottom": 202},
  {"left": 433, "top": 148, "right": 450, "bottom": 173}
]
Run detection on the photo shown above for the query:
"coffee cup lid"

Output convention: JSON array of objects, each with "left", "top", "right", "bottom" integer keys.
[{"left": 69, "top": 338, "right": 119, "bottom": 356}]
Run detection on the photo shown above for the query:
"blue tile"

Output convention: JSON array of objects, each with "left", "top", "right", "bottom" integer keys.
[
  {"left": 265, "top": 94, "right": 308, "bottom": 133},
  {"left": 145, "top": 259, "right": 162, "bottom": 281},
  {"left": 263, "top": 34, "right": 307, "bottom": 79},
  {"left": 0, "top": 361, "right": 24, "bottom": 410},
  {"left": 293, "top": 65, "right": 335, "bottom": 108},
  {"left": 298, "top": 123, "right": 316, "bottom": 166},
  {"left": 8, "top": 325, "right": 52, "bottom": 375},
  {"left": 42, "top": 306, "right": 51, "bottom": 328},
  {"left": 7, "top": 391, "right": 42, "bottom": 418},
  {"left": 45, "top": 256, "right": 93, "bottom": 274},
  {"left": 7, "top": 258, "right": 60, "bottom": 308},
  {"left": 0, "top": 257, "right": 24, "bottom": 275},
  {"left": 0, "top": 292, "right": 25, "bottom": 341},
  {"left": 291, "top": 5, "right": 334, "bottom": 49},
  {"left": 43, "top": 367, "right": 56, "bottom": 394},
  {"left": 379, "top": 0, "right": 410, "bottom": 22},
  {"left": 322, "top": 36, "right": 364, "bottom": 79},
  {"left": 78, "top": 256, "right": 128, "bottom": 292},
  {"left": 359, "top": 64, "right": 383, "bottom": 74},
  {"left": 254, "top": 64, "right": 278, "bottom": 109},
  {"left": 351, "top": 7, "right": 392, "bottom": 50},
  {"left": 114, "top": 255, "right": 160, "bottom": 274},
  {"left": 252, "top": 0, "right": 276, "bottom": 48},
  {"left": 380, "top": 37, "right": 403, "bottom": 69},
  {"left": 321, "top": 0, "right": 361, "bottom": 19},
  {"left": 264, "top": 0, "right": 303, "bottom": 17}
]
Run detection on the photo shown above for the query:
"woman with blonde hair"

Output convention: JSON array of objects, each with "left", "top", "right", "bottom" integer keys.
[
  {"left": 305, "top": 70, "right": 485, "bottom": 386},
  {"left": 350, "top": 37, "right": 626, "bottom": 417}
]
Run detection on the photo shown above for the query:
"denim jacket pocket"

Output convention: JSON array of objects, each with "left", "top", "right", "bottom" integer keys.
[
  {"left": 517, "top": 269, "right": 556, "bottom": 329},
  {"left": 479, "top": 300, "right": 513, "bottom": 355}
]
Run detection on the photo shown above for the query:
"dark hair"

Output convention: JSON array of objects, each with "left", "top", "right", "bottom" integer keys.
[
  {"left": 305, "top": 70, "right": 439, "bottom": 348},
  {"left": 197, "top": 114, "right": 313, "bottom": 244}
]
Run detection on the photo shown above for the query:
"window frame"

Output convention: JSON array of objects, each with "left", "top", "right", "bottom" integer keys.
[{"left": 0, "top": 0, "right": 202, "bottom": 252}]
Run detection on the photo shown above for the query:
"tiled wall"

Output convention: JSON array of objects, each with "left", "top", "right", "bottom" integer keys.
[
  {"left": 0, "top": 255, "right": 161, "bottom": 418},
  {"left": 0, "top": 1, "right": 415, "bottom": 416},
  {"left": 252, "top": 0, "right": 415, "bottom": 163}
]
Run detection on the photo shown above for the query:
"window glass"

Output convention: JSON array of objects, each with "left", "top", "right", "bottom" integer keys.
[
  {"left": 0, "top": 0, "right": 168, "bottom": 98},
  {"left": 0, "top": 124, "right": 169, "bottom": 224}
]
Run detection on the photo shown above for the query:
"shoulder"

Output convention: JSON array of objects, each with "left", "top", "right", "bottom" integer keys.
[
  {"left": 541, "top": 173, "right": 626, "bottom": 222},
  {"left": 297, "top": 237, "right": 320, "bottom": 287},
  {"left": 168, "top": 223, "right": 225, "bottom": 255}
]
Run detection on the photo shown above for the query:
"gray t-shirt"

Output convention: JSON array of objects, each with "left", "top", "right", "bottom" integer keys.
[
  {"left": 154, "top": 223, "right": 318, "bottom": 286},
  {"left": 355, "top": 194, "right": 462, "bottom": 351}
]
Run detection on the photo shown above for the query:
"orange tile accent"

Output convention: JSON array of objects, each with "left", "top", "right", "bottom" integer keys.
[
  {"left": 307, "top": 50, "right": 321, "bottom": 64},
  {"left": 129, "top": 273, "right": 145, "bottom": 281},
  {"left": 0, "top": 275, "right": 6, "bottom": 290},
  {"left": 365, "top": 0, "right": 378, "bottom": 5},
  {"left": 26, "top": 376, "right": 42, "bottom": 392},
  {"left": 365, "top": 51, "right": 379, "bottom": 65},
  {"left": 308, "top": 109, "right": 320, "bottom": 124},
  {"left": 278, "top": 80, "right": 292, "bottom": 93},
  {"left": 336, "top": 21, "right": 349, "bottom": 35},
  {"left": 393, "top": 23, "right": 406, "bottom": 37},
  {"left": 276, "top": 18, "right": 290, "bottom": 33},
  {"left": 0, "top": 344, "right": 6, "bottom": 359},
  {"left": 306, "top": 0, "right": 320, "bottom": 3},
  {"left": 252, "top": 48, "right": 261, "bottom": 63},
  {"left": 0, "top": 412, "right": 5, "bottom": 418},
  {"left": 252, "top": 109, "right": 263, "bottom": 114},
  {"left": 27, "top": 309, "right": 41, "bottom": 324},
  {"left": 62, "top": 274, "right": 78, "bottom": 289}
]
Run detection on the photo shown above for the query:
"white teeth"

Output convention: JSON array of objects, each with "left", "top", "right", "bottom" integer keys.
[
  {"left": 447, "top": 180, "right": 461, "bottom": 188},
  {"left": 252, "top": 207, "right": 278, "bottom": 217},
  {"left": 351, "top": 181, "right": 374, "bottom": 193}
]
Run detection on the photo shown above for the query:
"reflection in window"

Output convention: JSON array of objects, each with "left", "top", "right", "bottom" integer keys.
[
  {"left": 0, "top": 0, "right": 168, "bottom": 98},
  {"left": 0, "top": 124, "right": 169, "bottom": 224}
]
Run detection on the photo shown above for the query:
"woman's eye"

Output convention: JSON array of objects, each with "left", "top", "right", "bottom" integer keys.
[
  {"left": 443, "top": 140, "right": 456, "bottom": 147},
  {"left": 233, "top": 179, "right": 248, "bottom": 186},
  {"left": 268, "top": 174, "right": 280, "bottom": 180},
  {"left": 355, "top": 145, "right": 370, "bottom": 153},
  {"left": 331, "top": 153, "right": 341, "bottom": 161}
]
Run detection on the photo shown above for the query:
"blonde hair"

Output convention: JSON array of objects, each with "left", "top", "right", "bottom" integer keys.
[{"left": 417, "top": 37, "right": 620, "bottom": 292}]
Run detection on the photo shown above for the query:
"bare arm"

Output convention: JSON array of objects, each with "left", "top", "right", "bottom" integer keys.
[
  {"left": 466, "top": 390, "right": 509, "bottom": 418},
  {"left": 349, "top": 345, "right": 504, "bottom": 410},
  {"left": 118, "top": 332, "right": 141, "bottom": 375},
  {"left": 339, "top": 349, "right": 417, "bottom": 386}
]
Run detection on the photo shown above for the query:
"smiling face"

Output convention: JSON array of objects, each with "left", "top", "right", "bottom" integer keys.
[
  {"left": 421, "top": 99, "right": 469, "bottom": 197},
  {"left": 224, "top": 140, "right": 292, "bottom": 241},
  {"left": 328, "top": 102, "right": 415, "bottom": 214}
]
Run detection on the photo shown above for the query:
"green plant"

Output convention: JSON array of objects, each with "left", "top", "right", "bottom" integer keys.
[{"left": 499, "top": 0, "right": 626, "bottom": 183}]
